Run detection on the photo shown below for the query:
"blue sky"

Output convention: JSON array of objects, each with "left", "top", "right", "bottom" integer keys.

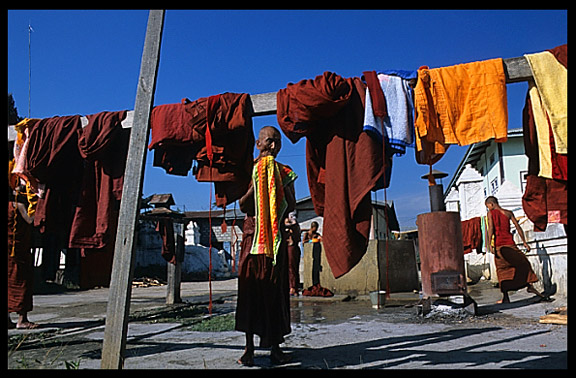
[{"left": 7, "top": 9, "right": 567, "bottom": 230}]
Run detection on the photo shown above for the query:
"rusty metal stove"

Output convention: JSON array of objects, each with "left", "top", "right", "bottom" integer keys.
[{"left": 416, "top": 171, "right": 477, "bottom": 315}]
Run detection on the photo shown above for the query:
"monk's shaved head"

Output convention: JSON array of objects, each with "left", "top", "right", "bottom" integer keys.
[
  {"left": 259, "top": 126, "right": 281, "bottom": 139},
  {"left": 256, "top": 126, "right": 282, "bottom": 158},
  {"left": 485, "top": 196, "right": 499, "bottom": 205}
]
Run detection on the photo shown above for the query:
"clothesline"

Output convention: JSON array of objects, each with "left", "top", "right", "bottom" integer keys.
[
  {"left": 6, "top": 56, "right": 533, "bottom": 143},
  {"left": 8, "top": 8, "right": 558, "bottom": 370}
]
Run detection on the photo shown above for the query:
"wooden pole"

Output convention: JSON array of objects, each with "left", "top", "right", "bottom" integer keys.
[{"left": 100, "top": 9, "right": 165, "bottom": 369}]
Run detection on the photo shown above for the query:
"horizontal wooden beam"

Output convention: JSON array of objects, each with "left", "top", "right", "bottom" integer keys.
[
  {"left": 6, "top": 56, "right": 533, "bottom": 142},
  {"left": 249, "top": 91, "right": 277, "bottom": 116},
  {"left": 502, "top": 56, "right": 534, "bottom": 83}
]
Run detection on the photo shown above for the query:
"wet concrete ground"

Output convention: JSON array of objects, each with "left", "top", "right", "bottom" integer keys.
[{"left": 7, "top": 278, "right": 567, "bottom": 369}]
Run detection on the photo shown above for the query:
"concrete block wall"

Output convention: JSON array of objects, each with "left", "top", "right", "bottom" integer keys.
[{"left": 303, "top": 239, "right": 420, "bottom": 296}]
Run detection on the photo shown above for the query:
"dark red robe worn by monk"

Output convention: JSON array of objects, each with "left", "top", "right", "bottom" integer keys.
[
  {"left": 490, "top": 209, "right": 538, "bottom": 293},
  {"left": 8, "top": 200, "right": 34, "bottom": 314},
  {"left": 286, "top": 222, "right": 301, "bottom": 292},
  {"left": 276, "top": 71, "right": 386, "bottom": 278},
  {"left": 234, "top": 216, "right": 291, "bottom": 348}
]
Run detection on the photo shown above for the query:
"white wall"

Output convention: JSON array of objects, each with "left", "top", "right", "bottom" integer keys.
[{"left": 445, "top": 136, "right": 567, "bottom": 298}]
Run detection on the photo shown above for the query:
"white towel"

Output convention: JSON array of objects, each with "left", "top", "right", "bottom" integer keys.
[{"left": 363, "top": 73, "right": 415, "bottom": 156}]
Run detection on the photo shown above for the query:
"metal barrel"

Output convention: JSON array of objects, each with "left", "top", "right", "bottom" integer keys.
[{"left": 416, "top": 211, "right": 466, "bottom": 297}]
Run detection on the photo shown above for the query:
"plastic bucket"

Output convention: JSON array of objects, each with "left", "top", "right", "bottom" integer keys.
[{"left": 369, "top": 290, "right": 386, "bottom": 308}]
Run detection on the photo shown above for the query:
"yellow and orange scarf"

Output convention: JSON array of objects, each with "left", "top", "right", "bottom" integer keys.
[{"left": 250, "top": 155, "right": 297, "bottom": 264}]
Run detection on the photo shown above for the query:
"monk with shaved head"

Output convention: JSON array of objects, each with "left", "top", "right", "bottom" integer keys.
[
  {"left": 235, "top": 126, "right": 297, "bottom": 366},
  {"left": 485, "top": 196, "right": 549, "bottom": 304}
]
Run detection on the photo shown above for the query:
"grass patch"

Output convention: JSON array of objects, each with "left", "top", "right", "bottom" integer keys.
[
  {"left": 8, "top": 330, "right": 55, "bottom": 350},
  {"left": 133, "top": 303, "right": 205, "bottom": 325},
  {"left": 131, "top": 302, "right": 236, "bottom": 331},
  {"left": 187, "top": 313, "right": 236, "bottom": 332}
]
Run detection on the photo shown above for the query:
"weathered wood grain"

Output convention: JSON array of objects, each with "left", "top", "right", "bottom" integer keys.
[{"left": 100, "top": 9, "right": 165, "bottom": 370}]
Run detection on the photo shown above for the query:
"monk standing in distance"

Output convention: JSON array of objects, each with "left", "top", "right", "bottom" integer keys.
[
  {"left": 8, "top": 184, "right": 37, "bottom": 329},
  {"left": 235, "top": 126, "right": 297, "bottom": 366},
  {"left": 485, "top": 196, "right": 549, "bottom": 304}
]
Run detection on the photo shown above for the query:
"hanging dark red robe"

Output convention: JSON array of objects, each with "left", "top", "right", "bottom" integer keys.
[
  {"left": 461, "top": 217, "right": 483, "bottom": 255},
  {"left": 149, "top": 93, "right": 254, "bottom": 207},
  {"left": 68, "top": 110, "right": 129, "bottom": 289},
  {"left": 69, "top": 110, "right": 128, "bottom": 252},
  {"left": 26, "top": 115, "right": 84, "bottom": 239},
  {"left": 277, "top": 72, "right": 385, "bottom": 278}
]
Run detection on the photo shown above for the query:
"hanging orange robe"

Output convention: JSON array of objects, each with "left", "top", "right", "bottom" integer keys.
[{"left": 413, "top": 58, "right": 509, "bottom": 165}]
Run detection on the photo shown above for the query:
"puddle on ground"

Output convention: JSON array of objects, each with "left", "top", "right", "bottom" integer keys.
[
  {"left": 289, "top": 298, "right": 414, "bottom": 324},
  {"left": 288, "top": 280, "right": 529, "bottom": 326},
  {"left": 291, "top": 299, "right": 366, "bottom": 324}
]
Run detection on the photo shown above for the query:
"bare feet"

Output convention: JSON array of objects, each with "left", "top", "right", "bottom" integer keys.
[
  {"left": 496, "top": 292, "right": 510, "bottom": 304},
  {"left": 237, "top": 348, "right": 254, "bottom": 367},
  {"left": 527, "top": 285, "right": 544, "bottom": 298},
  {"left": 270, "top": 345, "right": 292, "bottom": 365},
  {"left": 527, "top": 286, "right": 554, "bottom": 302},
  {"left": 16, "top": 321, "right": 38, "bottom": 329}
]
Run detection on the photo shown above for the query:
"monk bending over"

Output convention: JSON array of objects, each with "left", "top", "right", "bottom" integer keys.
[{"left": 485, "top": 196, "right": 549, "bottom": 304}]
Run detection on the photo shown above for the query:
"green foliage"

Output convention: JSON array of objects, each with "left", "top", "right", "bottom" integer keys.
[{"left": 187, "top": 313, "right": 236, "bottom": 332}]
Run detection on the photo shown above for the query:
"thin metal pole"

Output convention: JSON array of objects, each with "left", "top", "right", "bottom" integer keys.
[{"left": 28, "top": 21, "right": 33, "bottom": 118}]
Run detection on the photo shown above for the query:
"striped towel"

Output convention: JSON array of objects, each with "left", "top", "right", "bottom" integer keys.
[{"left": 250, "top": 155, "right": 297, "bottom": 264}]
